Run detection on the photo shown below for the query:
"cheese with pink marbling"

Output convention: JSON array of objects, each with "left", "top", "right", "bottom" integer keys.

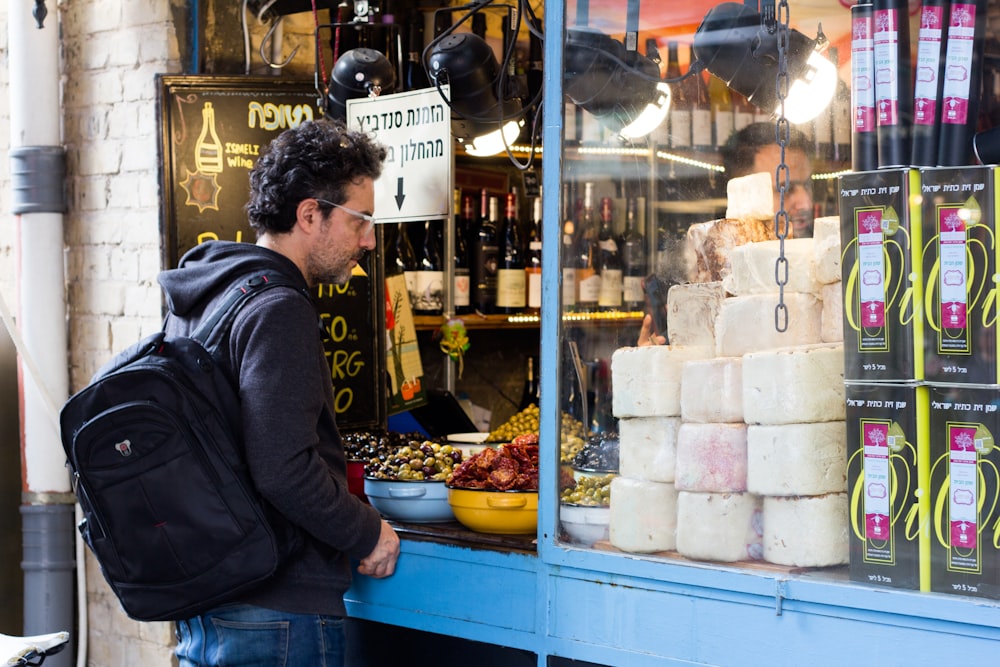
[{"left": 674, "top": 423, "right": 748, "bottom": 492}]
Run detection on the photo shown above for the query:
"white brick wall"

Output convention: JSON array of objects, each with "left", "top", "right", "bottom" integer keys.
[{"left": 59, "top": 0, "right": 183, "bottom": 660}]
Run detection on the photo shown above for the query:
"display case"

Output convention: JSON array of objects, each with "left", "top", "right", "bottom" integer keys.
[{"left": 345, "top": 0, "right": 1000, "bottom": 663}]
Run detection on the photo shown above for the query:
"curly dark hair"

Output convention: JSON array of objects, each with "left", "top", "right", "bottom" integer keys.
[
  {"left": 246, "top": 118, "right": 387, "bottom": 236},
  {"left": 719, "top": 122, "right": 812, "bottom": 180}
]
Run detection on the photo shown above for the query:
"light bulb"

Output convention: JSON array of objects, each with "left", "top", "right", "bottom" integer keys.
[
  {"left": 463, "top": 119, "right": 524, "bottom": 156},
  {"left": 778, "top": 50, "right": 838, "bottom": 124},
  {"left": 619, "top": 83, "right": 671, "bottom": 140}
]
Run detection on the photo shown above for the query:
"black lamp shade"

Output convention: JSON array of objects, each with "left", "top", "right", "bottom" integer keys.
[
  {"left": 427, "top": 32, "right": 522, "bottom": 141},
  {"left": 693, "top": 2, "right": 816, "bottom": 116},
  {"left": 326, "top": 48, "right": 397, "bottom": 119},
  {"left": 564, "top": 27, "right": 662, "bottom": 133}
]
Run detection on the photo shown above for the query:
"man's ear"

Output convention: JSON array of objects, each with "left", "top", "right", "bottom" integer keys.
[{"left": 295, "top": 198, "right": 322, "bottom": 235}]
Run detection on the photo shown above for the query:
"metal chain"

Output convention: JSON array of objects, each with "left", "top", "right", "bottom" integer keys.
[{"left": 773, "top": 0, "right": 791, "bottom": 332}]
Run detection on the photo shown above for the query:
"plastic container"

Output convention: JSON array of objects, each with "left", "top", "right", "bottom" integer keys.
[
  {"left": 364, "top": 478, "right": 454, "bottom": 523},
  {"left": 447, "top": 487, "right": 538, "bottom": 534},
  {"left": 559, "top": 504, "right": 611, "bottom": 546}
]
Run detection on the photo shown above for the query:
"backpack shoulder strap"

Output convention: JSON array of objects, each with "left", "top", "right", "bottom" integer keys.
[{"left": 192, "top": 274, "right": 308, "bottom": 352}]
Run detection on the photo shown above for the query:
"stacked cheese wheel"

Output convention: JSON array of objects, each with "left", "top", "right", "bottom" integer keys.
[{"left": 609, "top": 223, "right": 849, "bottom": 568}]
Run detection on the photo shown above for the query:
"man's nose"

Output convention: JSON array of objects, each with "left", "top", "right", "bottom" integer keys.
[{"left": 361, "top": 226, "right": 377, "bottom": 250}]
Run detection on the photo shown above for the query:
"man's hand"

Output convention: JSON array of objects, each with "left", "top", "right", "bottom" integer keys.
[
  {"left": 357, "top": 520, "right": 400, "bottom": 578},
  {"left": 637, "top": 313, "right": 666, "bottom": 347}
]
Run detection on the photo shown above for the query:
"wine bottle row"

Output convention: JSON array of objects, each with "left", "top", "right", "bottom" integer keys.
[{"left": 387, "top": 183, "right": 648, "bottom": 317}]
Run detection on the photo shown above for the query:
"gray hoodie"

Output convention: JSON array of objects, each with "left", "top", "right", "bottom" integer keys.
[{"left": 158, "top": 240, "right": 383, "bottom": 617}]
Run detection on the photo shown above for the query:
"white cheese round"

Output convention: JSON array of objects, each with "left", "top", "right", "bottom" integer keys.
[
  {"left": 675, "top": 423, "right": 748, "bottom": 493},
  {"left": 820, "top": 282, "right": 844, "bottom": 343},
  {"left": 722, "top": 239, "right": 820, "bottom": 296},
  {"left": 666, "top": 281, "right": 725, "bottom": 348},
  {"left": 715, "top": 293, "right": 823, "bottom": 357},
  {"left": 609, "top": 477, "right": 678, "bottom": 553},
  {"left": 746, "top": 422, "right": 847, "bottom": 496},
  {"left": 742, "top": 343, "right": 846, "bottom": 425},
  {"left": 762, "top": 493, "right": 849, "bottom": 567},
  {"left": 812, "top": 216, "right": 843, "bottom": 285},
  {"left": 676, "top": 491, "right": 763, "bottom": 562},
  {"left": 611, "top": 345, "right": 713, "bottom": 418},
  {"left": 681, "top": 357, "right": 744, "bottom": 423},
  {"left": 618, "top": 416, "right": 680, "bottom": 482}
]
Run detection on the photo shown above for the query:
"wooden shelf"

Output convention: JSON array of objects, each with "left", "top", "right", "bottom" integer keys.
[{"left": 413, "top": 312, "right": 645, "bottom": 332}]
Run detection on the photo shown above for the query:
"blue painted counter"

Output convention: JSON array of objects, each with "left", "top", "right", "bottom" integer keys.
[{"left": 346, "top": 523, "right": 1000, "bottom": 666}]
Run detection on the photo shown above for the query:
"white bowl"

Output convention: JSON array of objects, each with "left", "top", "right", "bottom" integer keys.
[
  {"left": 364, "top": 478, "right": 454, "bottom": 523},
  {"left": 447, "top": 432, "right": 489, "bottom": 444},
  {"left": 559, "top": 504, "right": 611, "bottom": 546}
]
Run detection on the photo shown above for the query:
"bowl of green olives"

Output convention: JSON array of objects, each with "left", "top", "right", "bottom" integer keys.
[{"left": 559, "top": 473, "right": 613, "bottom": 546}]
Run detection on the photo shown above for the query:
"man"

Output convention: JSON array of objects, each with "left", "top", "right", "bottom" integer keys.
[
  {"left": 720, "top": 122, "right": 815, "bottom": 238},
  {"left": 163, "top": 119, "right": 399, "bottom": 666}
]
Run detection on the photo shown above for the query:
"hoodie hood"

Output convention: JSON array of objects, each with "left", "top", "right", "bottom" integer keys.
[{"left": 158, "top": 241, "right": 308, "bottom": 317}]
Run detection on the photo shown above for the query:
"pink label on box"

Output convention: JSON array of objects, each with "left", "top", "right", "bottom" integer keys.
[
  {"left": 938, "top": 208, "right": 968, "bottom": 330},
  {"left": 949, "top": 425, "right": 978, "bottom": 550},
  {"left": 863, "top": 422, "right": 891, "bottom": 540},
  {"left": 858, "top": 210, "right": 887, "bottom": 329}
]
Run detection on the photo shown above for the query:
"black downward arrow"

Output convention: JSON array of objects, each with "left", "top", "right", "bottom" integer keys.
[{"left": 394, "top": 177, "right": 406, "bottom": 210}]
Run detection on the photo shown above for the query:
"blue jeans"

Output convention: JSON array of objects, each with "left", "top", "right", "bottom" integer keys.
[{"left": 175, "top": 604, "right": 345, "bottom": 667}]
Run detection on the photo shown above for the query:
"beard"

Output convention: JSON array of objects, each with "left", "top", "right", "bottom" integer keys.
[{"left": 307, "top": 249, "right": 365, "bottom": 286}]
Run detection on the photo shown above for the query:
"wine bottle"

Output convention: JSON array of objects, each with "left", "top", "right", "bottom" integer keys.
[
  {"left": 518, "top": 356, "right": 540, "bottom": 410},
  {"left": 813, "top": 51, "right": 835, "bottom": 161},
  {"left": 708, "top": 72, "right": 734, "bottom": 151},
  {"left": 872, "top": 0, "right": 913, "bottom": 168},
  {"left": 689, "top": 45, "right": 713, "bottom": 152},
  {"left": 525, "top": 195, "right": 543, "bottom": 315},
  {"left": 394, "top": 222, "right": 419, "bottom": 308},
  {"left": 414, "top": 219, "right": 444, "bottom": 315},
  {"left": 405, "top": 21, "right": 430, "bottom": 91},
  {"left": 472, "top": 190, "right": 498, "bottom": 314},
  {"left": 665, "top": 42, "right": 691, "bottom": 150},
  {"left": 911, "top": 0, "right": 947, "bottom": 166},
  {"left": 851, "top": 2, "right": 879, "bottom": 171},
  {"left": 454, "top": 191, "right": 473, "bottom": 315},
  {"left": 621, "top": 197, "right": 646, "bottom": 311},
  {"left": 575, "top": 182, "right": 601, "bottom": 312},
  {"left": 732, "top": 91, "right": 754, "bottom": 134},
  {"left": 597, "top": 197, "right": 623, "bottom": 311},
  {"left": 496, "top": 190, "right": 526, "bottom": 314},
  {"left": 832, "top": 57, "right": 853, "bottom": 164},
  {"left": 937, "top": 0, "right": 987, "bottom": 166}
]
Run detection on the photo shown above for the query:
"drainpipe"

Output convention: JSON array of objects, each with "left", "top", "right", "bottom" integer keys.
[{"left": 8, "top": 1, "right": 75, "bottom": 665}]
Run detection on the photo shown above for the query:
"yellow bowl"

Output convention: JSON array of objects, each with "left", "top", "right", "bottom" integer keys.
[{"left": 447, "top": 487, "right": 538, "bottom": 535}]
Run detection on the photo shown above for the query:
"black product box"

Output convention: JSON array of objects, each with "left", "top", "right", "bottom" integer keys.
[
  {"left": 920, "top": 166, "right": 1000, "bottom": 384},
  {"left": 839, "top": 169, "right": 924, "bottom": 382},
  {"left": 846, "top": 383, "right": 928, "bottom": 591},
  {"left": 928, "top": 386, "right": 1000, "bottom": 599}
]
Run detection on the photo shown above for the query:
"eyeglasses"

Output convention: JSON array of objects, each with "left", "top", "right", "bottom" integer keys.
[{"left": 314, "top": 198, "right": 376, "bottom": 235}]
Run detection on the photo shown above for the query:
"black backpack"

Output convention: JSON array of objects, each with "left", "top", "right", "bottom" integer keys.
[{"left": 59, "top": 274, "right": 304, "bottom": 621}]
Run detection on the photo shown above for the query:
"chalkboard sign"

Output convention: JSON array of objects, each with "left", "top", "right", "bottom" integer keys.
[{"left": 157, "top": 75, "right": 386, "bottom": 431}]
